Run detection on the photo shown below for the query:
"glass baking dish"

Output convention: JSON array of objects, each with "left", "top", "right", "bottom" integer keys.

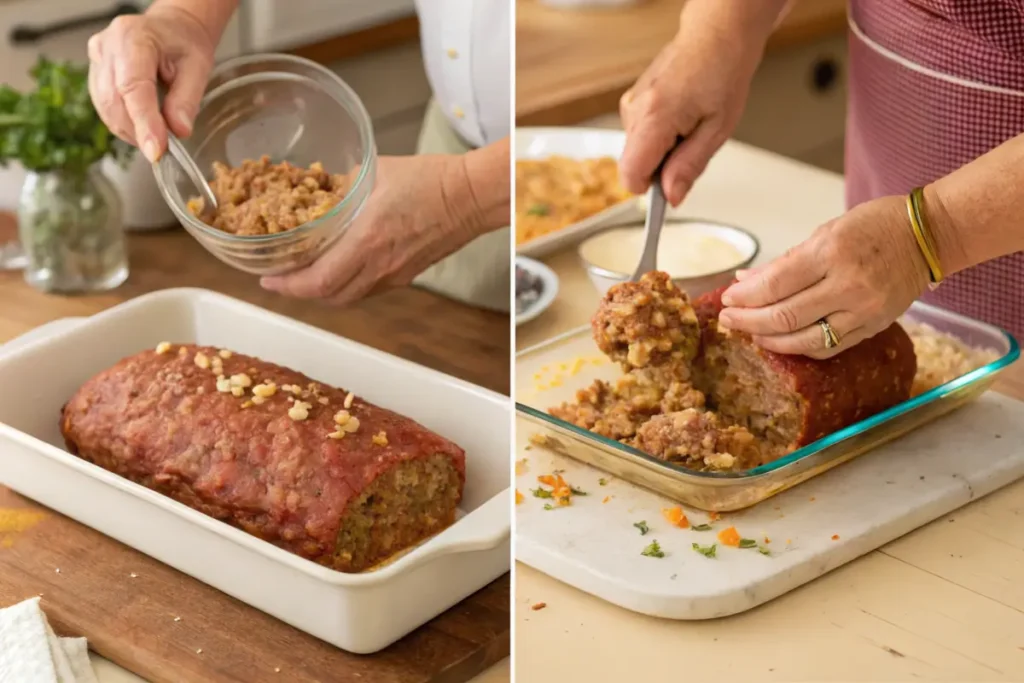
[{"left": 515, "top": 301, "right": 1020, "bottom": 512}]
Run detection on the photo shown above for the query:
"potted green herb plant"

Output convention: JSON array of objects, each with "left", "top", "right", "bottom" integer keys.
[{"left": 0, "top": 57, "right": 133, "bottom": 293}]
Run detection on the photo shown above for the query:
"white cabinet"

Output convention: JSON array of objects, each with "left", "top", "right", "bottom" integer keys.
[{"left": 242, "top": 0, "right": 415, "bottom": 52}]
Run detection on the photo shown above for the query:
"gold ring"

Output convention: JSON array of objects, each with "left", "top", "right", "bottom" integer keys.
[{"left": 818, "top": 319, "right": 840, "bottom": 350}]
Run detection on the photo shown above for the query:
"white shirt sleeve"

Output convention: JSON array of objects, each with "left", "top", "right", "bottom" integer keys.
[{"left": 414, "top": 0, "right": 511, "bottom": 148}]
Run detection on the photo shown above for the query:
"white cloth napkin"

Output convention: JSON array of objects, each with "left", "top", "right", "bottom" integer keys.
[{"left": 0, "top": 598, "right": 98, "bottom": 683}]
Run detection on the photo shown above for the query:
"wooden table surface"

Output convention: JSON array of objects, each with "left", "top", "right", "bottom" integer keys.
[
  {"left": 513, "top": 138, "right": 1024, "bottom": 682},
  {"left": 515, "top": 0, "right": 848, "bottom": 126},
  {"left": 0, "top": 228, "right": 511, "bottom": 682}
]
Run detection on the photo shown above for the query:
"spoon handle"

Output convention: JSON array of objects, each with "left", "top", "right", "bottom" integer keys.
[
  {"left": 630, "top": 136, "right": 683, "bottom": 281},
  {"left": 154, "top": 81, "right": 219, "bottom": 211}
]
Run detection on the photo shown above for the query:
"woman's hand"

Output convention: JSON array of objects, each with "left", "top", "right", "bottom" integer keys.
[
  {"left": 87, "top": 7, "right": 217, "bottom": 161},
  {"left": 260, "top": 154, "right": 489, "bottom": 306},
  {"left": 718, "top": 195, "right": 932, "bottom": 359},
  {"left": 618, "top": 1, "right": 783, "bottom": 205}
]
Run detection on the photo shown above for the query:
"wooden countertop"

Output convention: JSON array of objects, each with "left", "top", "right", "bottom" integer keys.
[
  {"left": 516, "top": 0, "right": 848, "bottom": 126},
  {"left": 0, "top": 229, "right": 510, "bottom": 395},
  {"left": 514, "top": 136, "right": 1024, "bottom": 681}
]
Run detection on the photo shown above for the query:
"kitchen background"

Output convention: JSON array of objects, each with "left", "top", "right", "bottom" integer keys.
[
  {"left": 0, "top": 0, "right": 429, "bottom": 229},
  {"left": 516, "top": 0, "right": 849, "bottom": 173}
]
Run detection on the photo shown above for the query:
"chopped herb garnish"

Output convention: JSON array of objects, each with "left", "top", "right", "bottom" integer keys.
[
  {"left": 553, "top": 468, "right": 565, "bottom": 475},
  {"left": 598, "top": 478, "right": 608, "bottom": 486},
  {"left": 526, "top": 203, "right": 550, "bottom": 216},
  {"left": 758, "top": 546, "right": 772, "bottom": 556},
  {"left": 691, "top": 524, "right": 713, "bottom": 531},
  {"left": 531, "top": 488, "right": 553, "bottom": 499},
  {"left": 692, "top": 543, "right": 717, "bottom": 558},
  {"left": 543, "top": 503, "right": 554, "bottom": 511},
  {"left": 633, "top": 520, "right": 649, "bottom": 535},
  {"left": 570, "top": 486, "right": 587, "bottom": 496},
  {"left": 641, "top": 540, "right": 665, "bottom": 558},
  {"left": 739, "top": 538, "right": 758, "bottom": 549}
]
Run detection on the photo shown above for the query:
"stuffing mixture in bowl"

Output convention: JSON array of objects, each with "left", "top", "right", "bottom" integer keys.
[
  {"left": 515, "top": 156, "right": 631, "bottom": 245},
  {"left": 187, "top": 155, "right": 351, "bottom": 236}
]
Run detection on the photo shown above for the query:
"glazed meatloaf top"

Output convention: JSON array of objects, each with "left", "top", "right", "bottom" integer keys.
[
  {"left": 693, "top": 285, "right": 917, "bottom": 446},
  {"left": 60, "top": 345, "right": 466, "bottom": 551}
]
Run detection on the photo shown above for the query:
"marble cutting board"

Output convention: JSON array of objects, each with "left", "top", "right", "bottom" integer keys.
[{"left": 516, "top": 390, "right": 1024, "bottom": 619}]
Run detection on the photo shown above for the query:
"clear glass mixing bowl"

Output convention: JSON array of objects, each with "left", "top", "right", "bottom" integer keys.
[{"left": 153, "top": 54, "right": 377, "bottom": 276}]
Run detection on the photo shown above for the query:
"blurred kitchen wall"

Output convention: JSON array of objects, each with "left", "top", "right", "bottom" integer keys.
[{"left": 0, "top": 0, "right": 428, "bottom": 216}]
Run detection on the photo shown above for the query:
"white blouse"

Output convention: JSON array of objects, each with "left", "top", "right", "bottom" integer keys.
[{"left": 414, "top": 0, "right": 511, "bottom": 147}]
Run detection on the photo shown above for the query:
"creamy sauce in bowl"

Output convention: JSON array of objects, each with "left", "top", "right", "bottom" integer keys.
[{"left": 579, "top": 221, "right": 755, "bottom": 278}]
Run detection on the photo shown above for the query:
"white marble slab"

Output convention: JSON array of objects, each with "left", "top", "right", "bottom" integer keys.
[{"left": 516, "top": 391, "right": 1024, "bottom": 619}]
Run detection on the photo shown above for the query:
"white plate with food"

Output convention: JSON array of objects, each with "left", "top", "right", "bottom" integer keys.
[
  {"left": 0, "top": 290, "right": 510, "bottom": 654},
  {"left": 516, "top": 256, "right": 560, "bottom": 326},
  {"left": 516, "top": 127, "right": 643, "bottom": 258}
]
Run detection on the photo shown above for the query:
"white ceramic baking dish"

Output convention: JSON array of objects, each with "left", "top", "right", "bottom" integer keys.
[{"left": 0, "top": 289, "right": 511, "bottom": 654}]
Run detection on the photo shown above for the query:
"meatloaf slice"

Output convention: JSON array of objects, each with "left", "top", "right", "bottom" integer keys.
[
  {"left": 692, "top": 286, "right": 917, "bottom": 455},
  {"left": 60, "top": 344, "right": 465, "bottom": 573},
  {"left": 633, "top": 408, "right": 764, "bottom": 471}
]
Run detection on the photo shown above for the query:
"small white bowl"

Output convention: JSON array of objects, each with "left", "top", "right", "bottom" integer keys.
[
  {"left": 516, "top": 256, "right": 559, "bottom": 326},
  {"left": 578, "top": 219, "right": 760, "bottom": 299}
]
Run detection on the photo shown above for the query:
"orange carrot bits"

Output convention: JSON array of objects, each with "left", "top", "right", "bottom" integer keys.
[
  {"left": 717, "top": 526, "right": 741, "bottom": 547},
  {"left": 661, "top": 506, "right": 690, "bottom": 529}
]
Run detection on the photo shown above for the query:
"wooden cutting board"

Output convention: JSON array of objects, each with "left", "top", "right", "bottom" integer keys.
[{"left": 0, "top": 486, "right": 509, "bottom": 683}]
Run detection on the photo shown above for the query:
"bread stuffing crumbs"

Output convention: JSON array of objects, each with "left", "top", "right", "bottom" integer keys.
[
  {"left": 196, "top": 649, "right": 203, "bottom": 655},
  {"left": 174, "top": 617, "right": 181, "bottom": 622}
]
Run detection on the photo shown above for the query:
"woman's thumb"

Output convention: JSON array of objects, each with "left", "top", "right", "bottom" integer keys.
[{"left": 162, "top": 55, "right": 212, "bottom": 137}]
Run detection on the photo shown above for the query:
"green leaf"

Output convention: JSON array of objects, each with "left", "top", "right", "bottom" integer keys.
[
  {"left": 691, "top": 524, "right": 713, "bottom": 531},
  {"left": 543, "top": 503, "right": 554, "bottom": 511},
  {"left": 692, "top": 543, "right": 717, "bottom": 558},
  {"left": 758, "top": 546, "right": 772, "bottom": 556},
  {"left": 531, "top": 488, "right": 552, "bottom": 499},
  {"left": 0, "top": 57, "right": 132, "bottom": 172},
  {"left": 598, "top": 478, "right": 608, "bottom": 486},
  {"left": 569, "top": 486, "right": 587, "bottom": 496},
  {"left": 526, "top": 203, "right": 550, "bottom": 216},
  {"left": 633, "top": 520, "right": 649, "bottom": 536},
  {"left": 641, "top": 540, "right": 664, "bottom": 558},
  {"left": 739, "top": 538, "right": 758, "bottom": 549}
]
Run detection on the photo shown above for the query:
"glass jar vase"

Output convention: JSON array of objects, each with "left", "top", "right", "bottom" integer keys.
[
  {"left": 17, "top": 165, "right": 128, "bottom": 293},
  {"left": 0, "top": 209, "right": 25, "bottom": 270}
]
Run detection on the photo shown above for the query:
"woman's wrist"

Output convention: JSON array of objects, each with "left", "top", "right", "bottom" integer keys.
[
  {"left": 920, "top": 183, "right": 970, "bottom": 278},
  {"left": 151, "top": 0, "right": 238, "bottom": 46},
  {"left": 680, "top": 0, "right": 790, "bottom": 49},
  {"left": 442, "top": 138, "right": 511, "bottom": 242}
]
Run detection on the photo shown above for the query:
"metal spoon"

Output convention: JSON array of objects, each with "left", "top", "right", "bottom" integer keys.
[
  {"left": 630, "top": 137, "right": 683, "bottom": 282},
  {"left": 155, "top": 82, "right": 218, "bottom": 217}
]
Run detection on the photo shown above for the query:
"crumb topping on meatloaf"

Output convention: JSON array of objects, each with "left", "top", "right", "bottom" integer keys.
[
  {"left": 187, "top": 155, "right": 352, "bottom": 235},
  {"left": 60, "top": 344, "right": 465, "bottom": 572}
]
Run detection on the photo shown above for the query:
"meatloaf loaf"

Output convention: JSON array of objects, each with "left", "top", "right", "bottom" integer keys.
[
  {"left": 690, "top": 284, "right": 917, "bottom": 457},
  {"left": 60, "top": 343, "right": 465, "bottom": 573}
]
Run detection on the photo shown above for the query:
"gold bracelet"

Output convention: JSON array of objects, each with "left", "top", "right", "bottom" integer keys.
[{"left": 906, "top": 186, "right": 944, "bottom": 286}]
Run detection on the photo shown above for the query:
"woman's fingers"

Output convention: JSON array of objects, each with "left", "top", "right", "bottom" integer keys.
[
  {"left": 719, "top": 277, "right": 838, "bottom": 336},
  {"left": 112, "top": 34, "right": 164, "bottom": 161},
  {"left": 260, "top": 235, "right": 365, "bottom": 301},
  {"left": 89, "top": 59, "right": 134, "bottom": 144},
  {"left": 618, "top": 90, "right": 682, "bottom": 195},
  {"left": 160, "top": 54, "right": 210, "bottom": 137},
  {"left": 721, "top": 243, "right": 824, "bottom": 308},
  {"left": 660, "top": 120, "right": 720, "bottom": 206},
  {"left": 752, "top": 312, "right": 863, "bottom": 359}
]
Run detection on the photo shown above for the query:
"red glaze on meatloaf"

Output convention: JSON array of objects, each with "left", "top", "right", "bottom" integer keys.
[
  {"left": 60, "top": 344, "right": 465, "bottom": 572},
  {"left": 692, "top": 285, "right": 917, "bottom": 457}
]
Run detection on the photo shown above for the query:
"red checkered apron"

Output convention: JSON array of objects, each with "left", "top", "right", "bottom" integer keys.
[{"left": 846, "top": 0, "right": 1024, "bottom": 342}]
